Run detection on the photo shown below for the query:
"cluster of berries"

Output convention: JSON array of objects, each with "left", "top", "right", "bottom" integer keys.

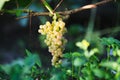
[{"left": 38, "top": 18, "right": 67, "bottom": 67}]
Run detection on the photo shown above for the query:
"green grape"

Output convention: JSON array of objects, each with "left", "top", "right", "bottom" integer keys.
[{"left": 38, "top": 17, "right": 67, "bottom": 67}]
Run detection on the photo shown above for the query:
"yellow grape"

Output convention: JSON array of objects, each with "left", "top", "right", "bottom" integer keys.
[{"left": 38, "top": 17, "right": 67, "bottom": 67}]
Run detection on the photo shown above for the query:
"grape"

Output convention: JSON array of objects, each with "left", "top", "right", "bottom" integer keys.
[{"left": 38, "top": 17, "right": 67, "bottom": 67}]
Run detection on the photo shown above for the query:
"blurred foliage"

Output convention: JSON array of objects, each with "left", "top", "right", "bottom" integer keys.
[
  {"left": 0, "top": 0, "right": 120, "bottom": 80},
  {"left": 0, "top": 50, "right": 42, "bottom": 80},
  {"left": 0, "top": 37, "right": 120, "bottom": 80}
]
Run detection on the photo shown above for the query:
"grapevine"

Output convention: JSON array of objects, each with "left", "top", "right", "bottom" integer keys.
[{"left": 38, "top": 14, "right": 67, "bottom": 67}]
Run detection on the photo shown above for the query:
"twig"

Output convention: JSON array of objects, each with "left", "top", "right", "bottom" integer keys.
[
  {"left": 17, "top": 0, "right": 113, "bottom": 19},
  {"left": 53, "top": 0, "right": 64, "bottom": 12},
  {"left": 24, "top": 0, "right": 34, "bottom": 9}
]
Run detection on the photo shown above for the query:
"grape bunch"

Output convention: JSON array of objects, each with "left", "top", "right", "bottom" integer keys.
[{"left": 38, "top": 18, "right": 67, "bottom": 67}]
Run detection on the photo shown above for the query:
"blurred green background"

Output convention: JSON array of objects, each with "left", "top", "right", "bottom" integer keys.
[
  {"left": 0, "top": 0, "right": 119, "bottom": 64},
  {"left": 0, "top": 0, "right": 120, "bottom": 79}
]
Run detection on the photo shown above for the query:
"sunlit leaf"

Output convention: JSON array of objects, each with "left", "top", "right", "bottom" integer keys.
[
  {"left": 79, "top": 77, "right": 84, "bottom": 80},
  {"left": 100, "top": 61, "right": 120, "bottom": 71},
  {"left": 117, "top": 49, "right": 120, "bottom": 57},
  {"left": 92, "top": 68, "right": 104, "bottom": 78},
  {"left": 115, "top": 73, "right": 120, "bottom": 80},
  {"left": 0, "top": 0, "right": 10, "bottom": 10},
  {"left": 88, "top": 48, "right": 99, "bottom": 58},
  {"left": 76, "top": 40, "right": 90, "bottom": 50},
  {"left": 73, "top": 57, "right": 86, "bottom": 67},
  {"left": 66, "top": 69, "right": 72, "bottom": 75}
]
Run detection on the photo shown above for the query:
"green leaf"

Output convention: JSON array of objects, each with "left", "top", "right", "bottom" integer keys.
[
  {"left": 92, "top": 68, "right": 104, "bottom": 78},
  {"left": 73, "top": 57, "right": 86, "bottom": 67},
  {"left": 0, "top": 66, "right": 9, "bottom": 80},
  {"left": 87, "top": 48, "right": 99, "bottom": 58},
  {"left": 76, "top": 40, "right": 90, "bottom": 50},
  {"left": 101, "top": 37, "right": 120, "bottom": 47},
  {"left": 100, "top": 61, "right": 120, "bottom": 71},
  {"left": 72, "top": 52, "right": 81, "bottom": 57},
  {"left": 25, "top": 50, "right": 42, "bottom": 67},
  {"left": 62, "top": 53, "right": 72, "bottom": 58},
  {"left": 34, "top": 54, "right": 42, "bottom": 67},
  {"left": 79, "top": 77, "right": 84, "bottom": 80},
  {"left": 115, "top": 73, "right": 120, "bottom": 80},
  {"left": 25, "top": 49, "right": 32, "bottom": 56},
  {"left": 117, "top": 58, "right": 120, "bottom": 63},
  {"left": 25, "top": 54, "right": 41, "bottom": 67},
  {"left": 50, "top": 73, "right": 62, "bottom": 80},
  {"left": 1, "top": 59, "right": 24, "bottom": 74},
  {"left": 41, "top": 0, "right": 53, "bottom": 14},
  {"left": 15, "top": 9, "right": 22, "bottom": 16}
]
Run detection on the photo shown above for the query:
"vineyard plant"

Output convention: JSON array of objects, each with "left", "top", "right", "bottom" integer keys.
[{"left": 0, "top": 0, "right": 120, "bottom": 80}]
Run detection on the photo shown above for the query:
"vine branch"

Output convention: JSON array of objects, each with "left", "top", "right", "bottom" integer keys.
[{"left": 17, "top": 0, "right": 113, "bottom": 19}]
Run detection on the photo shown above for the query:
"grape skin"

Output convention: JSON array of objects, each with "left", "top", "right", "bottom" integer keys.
[{"left": 38, "top": 18, "right": 67, "bottom": 67}]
